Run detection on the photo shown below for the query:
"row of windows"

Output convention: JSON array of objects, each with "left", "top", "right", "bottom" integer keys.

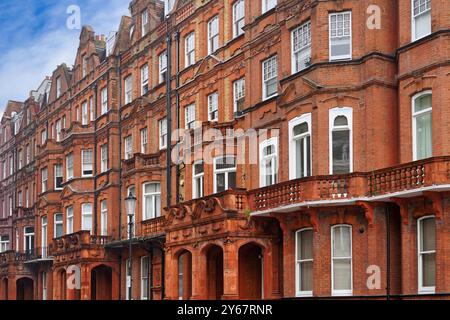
[{"left": 295, "top": 216, "right": 436, "bottom": 296}]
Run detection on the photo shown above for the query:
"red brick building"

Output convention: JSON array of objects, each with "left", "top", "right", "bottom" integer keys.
[{"left": 0, "top": 0, "right": 449, "bottom": 300}]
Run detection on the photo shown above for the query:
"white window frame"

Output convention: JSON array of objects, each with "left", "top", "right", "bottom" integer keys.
[
  {"left": 288, "top": 113, "right": 312, "bottom": 180},
  {"left": 233, "top": 0, "right": 245, "bottom": 38},
  {"left": 207, "top": 16, "right": 219, "bottom": 54},
  {"left": 101, "top": 87, "right": 108, "bottom": 115},
  {"left": 208, "top": 92, "right": 219, "bottom": 122},
  {"left": 329, "top": 12, "right": 352, "bottom": 61},
  {"left": 185, "top": 104, "right": 196, "bottom": 129},
  {"left": 101, "top": 144, "right": 108, "bottom": 173},
  {"left": 141, "top": 9, "right": 148, "bottom": 37},
  {"left": 81, "top": 101, "right": 88, "bottom": 125},
  {"left": 291, "top": 21, "right": 312, "bottom": 74},
  {"left": 82, "top": 55, "right": 88, "bottom": 78},
  {"left": 81, "top": 203, "right": 93, "bottom": 233},
  {"left": 213, "top": 156, "right": 237, "bottom": 194},
  {"left": 125, "top": 75, "right": 133, "bottom": 105},
  {"left": 233, "top": 78, "right": 245, "bottom": 114},
  {"left": 140, "top": 128, "right": 148, "bottom": 154},
  {"left": 41, "top": 167, "right": 48, "bottom": 193},
  {"left": 56, "top": 76, "right": 62, "bottom": 98},
  {"left": 125, "top": 135, "right": 133, "bottom": 160},
  {"left": 412, "top": 91, "right": 432, "bottom": 161},
  {"left": 24, "top": 226, "right": 35, "bottom": 254},
  {"left": 192, "top": 161, "right": 204, "bottom": 199},
  {"left": 295, "top": 228, "right": 314, "bottom": 297},
  {"left": 185, "top": 32, "right": 195, "bottom": 68},
  {"left": 126, "top": 258, "right": 132, "bottom": 300},
  {"left": 262, "top": 0, "right": 277, "bottom": 14},
  {"left": 141, "top": 64, "right": 149, "bottom": 95},
  {"left": 89, "top": 96, "right": 95, "bottom": 121},
  {"left": 417, "top": 215, "right": 436, "bottom": 294},
  {"left": 0, "top": 235, "right": 10, "bottom": 253},
  {"left": 54, "top": 164, "right": 63, "bottom": 190},
  {"left": 101, "top": 200, "right": 108, "bottom": 236},
  {"left": 142, "top": 182, "right": 161, "bottom": 220},
  {"left": 329, "top": 107, "right": 353, "bottom": 174},
  {"left": 159, "top": 118, "right": 168, "bottom": 150},
  {"left": 66, "top": 153, "right": 74, "bottom": 180},
  {"left": 81, "top": 149, "right": 93, "bottom": 177},
  {"left": 159, "top": 51, "right": 168, "bottom": 84},
  {"left": 41, "top": 217, "right": 47, "bottom": 256},
  {"left": 259, "top": 137, "right": 278, "bottom": 188},
  {"left": 411, "top": 0, "right": 431, "bottom": 41},
  {"left": 54, "top": 213, "right": 64, "bottom": 238},
  {"left": 55, "top": 119, "right": 62, "bottom": 142},
  {"left": 141, "top": 256, "right": 150, "bottom": 300},
  {"left": 262, "top": 56, "right": 278, "bottom": 100},
  {"left": 66, "top": 206, "right": 74, "bottom": 234},
  {"left": 331, "top": 224, "right": 353, "bottom": 297},
  {"left": 42, "top": 272, "right": 48, "bottom": 300}
]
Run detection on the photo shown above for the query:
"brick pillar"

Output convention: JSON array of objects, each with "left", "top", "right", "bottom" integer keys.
[
  {"left": 436, "top": 207, "right": 449, "bottom": 293},
  {"left": 222, "top": 241, "right": 239, "bottom": 299},
  {"left": 80, "top": 264, "right": 91, "bottom": 300},
  {"left": 7, "top": 277, "right": 16, "bottom": 300},
  {"left": 190, "top": 247, "right": 205, "bottom": 300},
  {"left": 401, "top": 219, "right": 415, "bottom": 294},
  {"left": 164, "top": 248, "right": 177, "bottom": 300}
]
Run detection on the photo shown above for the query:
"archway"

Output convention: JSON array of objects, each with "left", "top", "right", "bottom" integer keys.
[
  {"left": 91, "top": 265, "right": 113, "bottom": 300},
  {"left": 177, "top": 250, "right": 192, "bottom": 300},
  {"left": 238, "top": 243, "right": 263, "bottom": 300},
  {"left": 59, "top": 269, "right": 67, "bottom": 300},
  {"left": 205, "top": 245, "right": 224, "bottom": 300},
  {"left": 16, "top": 277, "right": 34, "bottom": 300},
  {"left": 1, "top": 278, "right": 8, "bottom": 300}
]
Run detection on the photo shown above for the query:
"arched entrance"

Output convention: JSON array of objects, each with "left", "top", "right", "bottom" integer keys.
[
  {"left": 59, "top": 269, "right": 67, "bottom": 300},
  {"left": 1, "top": 278, "right": 8, "bottom": 300},
  {"left": 238, "top": 243, "right": 263, "bottom": 300},
  {"left": 16, "top": 277, "right": 34, "bottom": 300},
  {"left": 91, "top": 265, "right": 113, "bottom": 300},
  {"left": 177, "top": 250, "right": 192, "bottom": 300},
  {"left": 205, "top": 245, "right": 224, "bottom": 300}
]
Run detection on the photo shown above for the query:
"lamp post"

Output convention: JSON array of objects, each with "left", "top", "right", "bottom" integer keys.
[{"left": 125, "top": 192, "right": 136, "bottom": 300}]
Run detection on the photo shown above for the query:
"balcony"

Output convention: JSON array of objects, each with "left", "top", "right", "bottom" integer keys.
[
  {"left": 119, "top": 216, "right": 166, "bottom": 241},
  {"left": 50, "top": 231, "right": 111, "bottom": 256},
  {"left": 122, "top": 152, "right": 161, "bottom": 175},
  {"left": 248, "top": 157, "right": 450, "bottom": 214},
  {"left": 0, "top": 251, "right": 29, "bottom": 266}
]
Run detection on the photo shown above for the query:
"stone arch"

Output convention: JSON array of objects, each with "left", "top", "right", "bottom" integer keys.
[
  {"left": 202, "top": 244, "right": 224, "bottom": 300},
  {"left": 176, "top": 249, "right": 193, "bottom": 300},
  {"left": 1, "top": 277, "right": 8, "bottom": 300},
  {"left": 238, "top": 242, "right": 264, "bottom": 300},
  {"left": 91, "top": 264, "right": 113, "bottom": 300},
  {"left": 16, "top": 277, "right": 34, "bottom": 300},
  {"left": 57, "top": 268, "right": 67, "bottom": 300}
]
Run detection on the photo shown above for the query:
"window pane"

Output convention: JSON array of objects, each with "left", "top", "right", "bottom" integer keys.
[
  {"left": 333, "top": 226, "right": 351, "bottom": 257},
  {"left": 416, "top": 113, "right": 432, "bottom": 159},
  {"left": 228, "top": 171, "right": 236, "bottom": 189},
  {"left": 422, "top": 253, "right": 436, "bottom": 287},
  {"left": 216, "top": 173, "right": 225, "bottom": 193},
  {"left": 297, "top": 230, "right": 313, "bottom": 260},
  {"left": 420, "top": 218, "right": 435, "bottom": 251},
  {"left": 334, "top": 116, "right": 348, "bottom": 126},
  {"left": 300, "top": 261, "right": 313, "bottom": 292},
  {"left": 332, "top": 130, "right": 350, "bottom": 174},
  {"left": 293, "top": 122, "right": 308, "bottom": 136},
  {"left": 333, "top": 259, "right": 351, "bottom": 290},
  {"left": 414, "top": 94, "right": 432, "bottom": 113}
]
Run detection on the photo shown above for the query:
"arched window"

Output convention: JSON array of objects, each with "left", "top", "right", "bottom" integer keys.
[
  {"left": 289, "top": 114, "right": 312, "bottom": 179},
  {"left": 259, "top": 138, "right": 278, "bottom": 187},
  {"left": 417, "top": 216, "right": 435, "bottom": 293},
  {"left": 295, "top": 228, "right": 313, "bottom": 297},
  {"left": 329, "top": 108, "right": 353, "bottom": 174},
  {"left": 331, "top": 225, "right": 352, "bottom": 296},
  {"left": 412, "top": 92, "right": 432, "bottom": 160}
]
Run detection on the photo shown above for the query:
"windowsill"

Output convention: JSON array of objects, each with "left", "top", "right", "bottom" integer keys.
[
  {"left": 331, "top": 291, "right": 353, "bottom": 297},
  {"left": 418, "top": 288, "right": 435, "bottom": 295},
  {"left": 296, "top": 292, "right": 313, "bottom": 298}
]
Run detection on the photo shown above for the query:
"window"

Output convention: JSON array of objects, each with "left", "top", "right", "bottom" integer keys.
[
  {"left": 289, "top": 114, "right": 312, "bottom": 179},
  {"left": 127, "top": 186, "right": 136, "bottom": 238},
  {"left": 81, "top": 203, "right": 93, "bottom": 233},
  {"left": 331, "top": 225, "right": 352, "bottom": 296},
  {"left": 41, "top": 218, "right": 47, "bottom": 257},
  {"left": 18, "top": 191, "right": 23, "bottom": 207},
  {"left": 413, "top": 92, "right": 432, "bottom": 160},
  {"left": 24, "top": 226, "right": 34, "bottom": 254},
  {"left": 141, "top": 65, "right": 149, "bottom": 95},
  {"left": 9, "top": 154, "right": 13, "bottom": 176},
  {"left": 140, "top": 128, "right": 148, "bottom": 154},
  {"left": 165, "top": 0, "right": 175, "bottom": 15},
  {"left": 89, "top": 96, "right": 95, "bottom": 121},
  {"left": 142, "top": 9, "right": 148, "bottom": 36},
  {"left": 262, "top": 0, "right": 277, "bottom": 14},
  {"left": 81, "top": 101, "right": 88, "bottom": 125},
  {"left": 0, "top": 235, "right": 9, "bottom": 253},
  {"left": 291, "top": 21, "right": 312, "bottom": 73},
  {"left": 214, "top": 156, "right": 236, "bottom": 193},
  {"left": 412, "top": 0, "right": 431, "bottom": 41},
  {"left": 66, "top": 153, "right": 74, "bottom": 180},
  {"left": 233, "top": 0, "right": 245, "bottom": 38},
  {"left": 207, "top": 16, "right": 219, "bottom": 54},
  {"left": 42, "top": 272, "right": 48, "bottom": 300},
  {"left": 25, "top": 188, "right": 29, "bottom": 207},
  {"left": 56, "top": 76, "right": 62, "bottom": 98},
  {"left": 418, "top": 216, "right": 435, "bottom": 293},
  {"left": 185, "top": 104, "right": 196, "bottom": 129},
  {"left": 262, "top": 56, "right": 278, "bottom": 100},
  {"left": 329, "top": 108, "right": 353, "bottom": 174},
  {"left": 26, "top": 144, "right": 31, "bottom": 165},
  {"left": 101, "top": 144, "right": 108, "bottom": 173},
  {"left": 208, "top": 92, "right": 219, "bottom": 122},
  {"left": 82, "top": 149, "right": 93, "bottom": 176},
  {"left": 259, "top": 138, "right": 278, "bottom": 187},
  {"left": 54, "top": 213, "right": 63, "bottom": 238},
  {"left": 82, "top": 55, "right": 88, "bottom": 78},
  {"left": 55, "top": 119, "right": 62, "bottom": 142},
  {"left": 329, "top": 12, "right": 352, "bottom": 61},
  {"left": 141, "top": 256, "right": 150, "bottom": 300},
  {"left": 185, "top": 33, "right": 195, "bottom": 68},
  {"left": 101, "top": 200, "right": 108, "bottom": 236},
  {"left": 54, "top": 164, "right": 63, "bottom": 189},
  {"left": 66, "top": 206, "right": 74, "bottom": 234},
  {"left": 126, "top": 258, "right": 132, "bottom": 300},
  {"left": 296, "top": 229, "right": 313, "bottom": 297},
  {"left": 159, "top": 51, "right": 168, "bottom": 84},
  {"left": 8, "top": 196, "right": 12, "bottom": 216},
  {"left": 41, "top": 167, "right": 48, "bottom": 193},
  {"left": 192, "top": 161, "right": 204, "bottom": 199},
  {"left": 125, "top": 75, "right": 133, "bottom": 104},
  {"left": 233, "top": 78, "right": 245, "bottom": 115},
  {"left": 101, "top": 87, "right": 108, "bottom": 115},
  {"left": 41, "top": 128, "right": 47, "bottom": 145},
  {"left": 159, "top": 118, "right": 168, "bottom": 149},
  {"left": 125, "top": 136, "right": 133, "bottom": 160},
  {"left": 18, "top": 149, "right": 23, "bottom": 170},
  {"left": 143, "top": 183, "right": 161, "bottom": 220}
]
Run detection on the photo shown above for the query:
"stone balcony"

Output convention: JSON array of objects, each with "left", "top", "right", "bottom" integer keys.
[
  {"left": 247, "top": 156, "right": 450, "bottom": 214},
  {"left": 119, "top": 216, "right": 166, "bottom": 241},
  {"left": 50, "top": 231, "right": 111, "bottom": 261},
  {"left": 122, "top": 152, "right": 161, "bottom": 175}
]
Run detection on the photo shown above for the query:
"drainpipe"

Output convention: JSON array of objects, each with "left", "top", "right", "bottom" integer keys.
[
  {"left": 149, "top": 247, "right": 154, "bottom": 300},
  {"left": 165, "top": 32, "right": 172, "bottom": 208},
  {"left": 174, "top": 30, "right": 180, "bottom": 203},
  {"left": 117, "top": 56, "right": 123, "bottom": 240},
  {"left": 93, "top": 83, "right": 98, "bottom": 236},
  {"left": 386, "top": 206, "right": 391, "bottom": 300}
]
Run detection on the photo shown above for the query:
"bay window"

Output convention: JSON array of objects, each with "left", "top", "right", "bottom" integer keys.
[
  {"left": 143, "top": 183, "right": 161, "bottom": 220},
  {"left": 329, "top": 12, "right": 352, "bottom": 61},
  {"left": 41, "top": 167, "right": 48, "bottom": 193},
  {"left": 141, "top": 256, "right": 150, "bottom": 300},
  {"left": 289, "top": 114, "right": 312, "bottom": 179},
  {"left": 259, "top": 138, "right": 278, "bottom": 187},
  {"left": 412, "top": 0, "right": 431, "bottom": 41},
  {"left": 41, "top": 218, "right": 47, "bottom": 257},
  {"left": 81, "top": 101, "right": 88, "bottom": 125},
  {"left": 101, "top": 87, "right": 108, "bottom": 115},
  {"left": 329, "top": 107, "right": 353, "bottom": 174},
  {"left": 140, "top": 128, "right": 148, "bottom": 154},
  {"left": 291, "top": 21, "right": 311, "bottom": 73}
]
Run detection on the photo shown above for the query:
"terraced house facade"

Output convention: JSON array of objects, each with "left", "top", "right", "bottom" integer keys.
[{"left": 0, "top": 0, "right": 449, "bottom": 300}]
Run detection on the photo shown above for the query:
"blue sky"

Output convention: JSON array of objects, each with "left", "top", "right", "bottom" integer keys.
[{"left": 0, "top": 0, "right": 130, "bottom": 113}]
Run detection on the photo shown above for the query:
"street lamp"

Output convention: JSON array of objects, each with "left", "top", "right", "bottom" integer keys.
[{"left": 125, "top": 192, "right": 136, "bottom": 300}]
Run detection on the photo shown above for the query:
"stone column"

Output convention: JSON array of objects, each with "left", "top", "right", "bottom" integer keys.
[{"left": 222, "top": 241, "right": 239, "bottom": 299}]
